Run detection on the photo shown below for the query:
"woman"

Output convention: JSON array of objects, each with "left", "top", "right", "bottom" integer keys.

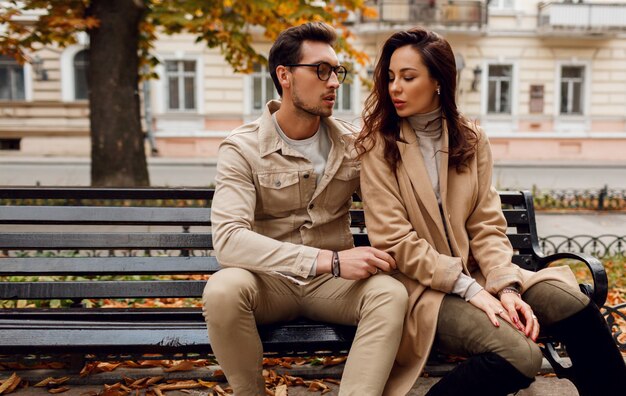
[{"left": 357, "top": 28, "right": 625, "bottom": 396}]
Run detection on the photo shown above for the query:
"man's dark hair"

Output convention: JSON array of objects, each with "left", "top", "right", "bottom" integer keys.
[{"left": 268, "top": 22, "right": 337, "bottom": 96}]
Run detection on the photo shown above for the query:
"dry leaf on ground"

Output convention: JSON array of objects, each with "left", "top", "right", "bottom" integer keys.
[{"left": 0, "top": 373, "right": 21, "bottom": 394}]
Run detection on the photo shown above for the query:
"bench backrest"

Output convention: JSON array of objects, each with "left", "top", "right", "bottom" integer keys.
[{"left": 0, "top": 188, "right": 541, "bottom": 302}]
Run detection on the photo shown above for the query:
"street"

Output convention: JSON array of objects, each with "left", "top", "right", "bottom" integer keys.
[{"left": 1, "top": 157, "right": 625, "bottom": 190}]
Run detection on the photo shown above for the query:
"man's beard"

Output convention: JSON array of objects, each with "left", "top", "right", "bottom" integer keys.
[{"left": 292, "top": 82, "right": 333, "bottom": 118}]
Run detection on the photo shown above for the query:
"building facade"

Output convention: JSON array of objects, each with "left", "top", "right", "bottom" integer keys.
[{"left": 1, "top": 0, "right": 626, "bottom": 163}]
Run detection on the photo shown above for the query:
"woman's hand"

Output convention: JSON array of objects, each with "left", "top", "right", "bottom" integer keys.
[
  {"left": 500, "top": 292, "right": 540, "bottom": 342},
  {"left": 468, "top": 289, "right": 514, "bottom": 328}
]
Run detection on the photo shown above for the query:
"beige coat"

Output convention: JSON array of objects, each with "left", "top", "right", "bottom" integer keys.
[{"left": 360, "top": 120, "right": 578, "bottom": 395}]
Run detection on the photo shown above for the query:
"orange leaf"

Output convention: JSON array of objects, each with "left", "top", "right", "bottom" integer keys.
[
  {"left": 163, "top": 360, "right": 196, "bottom": 372},
  {"left": 156, "top": 381, "right": 200, "bottom": 391},
  {"left": 0, "top": 373, "right": 21, "bottom": 394},
  {"left": 275, "top": 384, "right": 287, "bottom": 396},
  {"left": 96, "top": 362, "right": 121, "bottom": 372},
  {"left": 47, "top": 387, "right": 70, "bottom": 394},
  {"left": 197, "top": 379, "right": 217, "bottom": 388},
  {"left": 145, "top": 376, "right": 164, "bottom": 386}
]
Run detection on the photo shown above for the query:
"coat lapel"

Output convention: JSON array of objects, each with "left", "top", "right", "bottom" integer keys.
[{"left": 397, "top": 119, "right": 446, "bottom": 242}]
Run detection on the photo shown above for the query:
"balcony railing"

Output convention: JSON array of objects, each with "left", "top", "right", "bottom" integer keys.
[
  {"left": 538, "top": 1, "right": 626, "bottom": 33},
  {"left": 361, "top": 0, "right": 486, "bottom": 28}
]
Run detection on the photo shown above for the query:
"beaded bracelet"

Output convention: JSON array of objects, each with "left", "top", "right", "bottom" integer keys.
[
  {"left": 331, "top": 251, "right": 341, "bottom": 278},
  {"left": 498, "top": 286, "right": 521, "bottom": 298}
]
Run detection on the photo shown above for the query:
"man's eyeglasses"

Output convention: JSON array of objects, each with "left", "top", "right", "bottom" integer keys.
[{"left": 284, "top": 62, "right": 348, "bottom": 84}]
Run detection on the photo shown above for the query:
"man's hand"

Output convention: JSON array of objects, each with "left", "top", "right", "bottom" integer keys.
[{"left": 317, "top": 247, "right": 396, "bottom": 280}]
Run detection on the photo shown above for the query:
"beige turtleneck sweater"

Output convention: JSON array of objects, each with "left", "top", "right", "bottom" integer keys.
[{"left": 408, "top": 107, "right": 483, "bottom": 302}]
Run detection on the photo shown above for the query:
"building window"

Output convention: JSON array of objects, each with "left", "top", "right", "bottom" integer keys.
[
  {"left": 73, "top": 50, "right": 89, "bottom": 100},
  {"left": 334, "top": 81, "right": 352, "bottom": 112},
  {"left": 0, "top": 55, "right": 25, "bottom": 101},
  {"left": 489, "top": 0, "right": 515, "bottom": 10},
  {"left": 165, "top": 60, "right": 196, "bottom": 111},
  {"left": 0, "top": 138, "right": 21, "bottom": 151},
  {"left": 560, "top": 66, "right": 584, "bottom": 115},
  {"left": 487, "top": 64, "right": 512, "bottom": 114},
  {"left": 251, "top": 63, "right": 277, "bottom": 111}
]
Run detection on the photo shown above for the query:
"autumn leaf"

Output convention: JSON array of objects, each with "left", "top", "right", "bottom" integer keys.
[
  {"left": 197, "top": 379, "right": 218, "bottom": 388},
  {"left": 47, "top": 387, "right": 70, "bottom": 394},
  {"left": 163, "top": 360, "right": 196, "bottom": 372},
  {"left": 155, "top": 380, "right": 201, "bottom": 391},
  {"left": 0, "top": 373, "right": 21, "bottom": 394},
  {"left": 275, "top": 384, "right": 287, "bottom": 396}
]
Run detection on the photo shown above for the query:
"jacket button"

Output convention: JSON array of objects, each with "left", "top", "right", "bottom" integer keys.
[
  {"left": 303, "top": 174, "right": 310, "bottom": 179},
  {"left": 308, "top": 203, "right": 314, "bottom": 210},
  {"left": 275, "top": 181, "right": 281, "bottom": 187}
]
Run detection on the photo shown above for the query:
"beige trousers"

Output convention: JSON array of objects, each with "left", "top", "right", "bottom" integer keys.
[
  {"left": 435, "top": 280, "right": 591, "bottom": 378},
  {"left": 202, "top": 268, "right": 408, "bottom": 396}
]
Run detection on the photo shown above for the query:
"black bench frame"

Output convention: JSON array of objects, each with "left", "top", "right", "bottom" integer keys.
[{"left": 0, "top": 187, "right": 608, "bottom": 380}]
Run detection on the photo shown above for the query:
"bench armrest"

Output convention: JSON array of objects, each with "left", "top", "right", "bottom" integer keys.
[{"left": 537, "top": 252, "right": 608, "bottom": 307}]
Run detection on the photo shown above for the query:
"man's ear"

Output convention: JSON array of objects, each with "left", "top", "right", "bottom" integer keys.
[{"left": 276, "top": 65, "right": 291, "bottom": 90}]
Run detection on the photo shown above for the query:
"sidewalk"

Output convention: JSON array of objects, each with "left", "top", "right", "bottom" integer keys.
[{"left": 2, "top": 359, "right": 584, "bottom": 395}]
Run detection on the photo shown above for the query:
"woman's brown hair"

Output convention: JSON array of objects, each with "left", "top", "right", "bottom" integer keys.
[{"left": 356, "top": 28, "right": 478, "bottom": 171}]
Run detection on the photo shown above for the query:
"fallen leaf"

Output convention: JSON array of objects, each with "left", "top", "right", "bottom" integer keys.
[
  {"left": 96, "top": 363, "right": 121, "bottom": 372},
  {"left": 213, "top": 385, "right": 228, "bottom": 395},
  {"left": 197, "top": 379, "right": 217, "bottom": 388},
  {"left": 275, "top": 384, "right": 287, "bottom": 396},
  {"left": 163, "top": 360, "right": 196, "bottom": 372},
  {"left": 323, "top": 378, "right": 341, "bottom": 385},
  {"left": 155, "top": 381, "right": 201, "bottom": 391},
  {"left": 322, "top": 356, "right": 347, "bottom": 366},
  {"left": 146, "top": 377, "right": 164, "bottom": 385},
  {"left": 34, "top": 377, "right": 54, "bottom": 387},
  {"left": 47, "top": 387, "right": 70, "bottom": 394},
  {"left": 0, "top": 373, "right": 21, "bottom": 394}
]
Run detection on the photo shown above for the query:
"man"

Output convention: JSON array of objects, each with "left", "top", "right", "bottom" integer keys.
[{"left": 202, "top": 22, "right": 408, "bottom": 395}]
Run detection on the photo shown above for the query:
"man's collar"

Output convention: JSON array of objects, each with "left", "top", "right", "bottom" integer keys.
[{"left": 258, "top": 100, "right": 350, "bottom": 158}]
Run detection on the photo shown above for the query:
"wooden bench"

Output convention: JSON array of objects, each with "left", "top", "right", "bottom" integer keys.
[{"left": 0, "top": 187, "right": 608, "bottom": 380}]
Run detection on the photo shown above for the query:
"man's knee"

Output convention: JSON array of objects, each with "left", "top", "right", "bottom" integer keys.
[
  {"left": 202, "top": 268, "right": 257, "bottom": 324},
  {"left": 362, "top": 275, "right": 408, "bottom": 324}
]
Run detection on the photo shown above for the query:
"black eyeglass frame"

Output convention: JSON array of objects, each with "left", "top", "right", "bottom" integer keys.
[{"left": 283, "top": 62, "right": 348, "bottom": 84}]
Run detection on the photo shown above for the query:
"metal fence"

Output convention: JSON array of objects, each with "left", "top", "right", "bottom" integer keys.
[
  {"left": 532, "top": 186, "right": 626, "bottom": 211},
  {"left": 539, "top": 234, "right": 625, "bottom": 258}
]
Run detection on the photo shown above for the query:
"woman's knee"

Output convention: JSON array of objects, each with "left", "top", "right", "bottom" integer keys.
[
  {"left": 496, "top": 333, "right": 543, "bottom": 378},
  {"left": 523, "top": 280, "right": 590, "bottom": 325}
]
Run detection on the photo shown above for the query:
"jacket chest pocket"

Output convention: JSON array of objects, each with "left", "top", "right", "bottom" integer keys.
[
  {"left": 257, "top": 172, "right": 302, "bottom": 213},
  {"left": 325, "top": 164, "right": 360, "bottom": 205}
]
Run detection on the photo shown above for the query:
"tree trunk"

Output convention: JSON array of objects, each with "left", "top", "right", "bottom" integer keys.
[{"left": 88, "top": 0, "right": 149, "bottom": 186}]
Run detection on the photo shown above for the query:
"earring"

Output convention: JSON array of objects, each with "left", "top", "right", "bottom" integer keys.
[{"left": 437, "top": 87, "right": 441, "bottom": 95}]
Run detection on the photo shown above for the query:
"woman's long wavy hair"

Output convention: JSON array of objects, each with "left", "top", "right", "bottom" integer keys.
[{"left": 356, "top": 28, "right": 478, "bottom": 171}]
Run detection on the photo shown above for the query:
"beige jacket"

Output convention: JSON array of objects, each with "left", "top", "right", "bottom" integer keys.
[
  {"left": 360, "top": 120, "right": 578, "bottom": 395},
  {"left": 211, "top": 100, "right": 360, "bottom": 279}
]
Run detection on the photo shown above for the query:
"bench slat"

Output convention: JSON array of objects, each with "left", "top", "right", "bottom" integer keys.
[
  {"left": 512, "top": 254, "right": 536, "bottom": 271},
  {"left": 507, "top": 234, "right": 532, "bottom": 249},
  {"left": 502, "top": 209, "right": 530, "bottom": 226},
  {"left": 0, "top": 187, "right": 215, "bottom": 200},
  {"left": 0, "top": 233, "right": 212, "bottom": 250},
  {"left": 498, "top": 191, "right": 526, "bottom": 206},
  {"left": 0, "top": 257, "right": 220, "bottom": 276},
  {"left": 353, "top": 233, "right": 370, "bottom": 247},
  {"left": 0, "top": 281, "right": 206, "bottom": 299},
  {"left": 0, "top": 206, "right": 211, "bottom": 226},
  {"left": 0, "top": 324, "right": 354, "bottom": 354}
]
